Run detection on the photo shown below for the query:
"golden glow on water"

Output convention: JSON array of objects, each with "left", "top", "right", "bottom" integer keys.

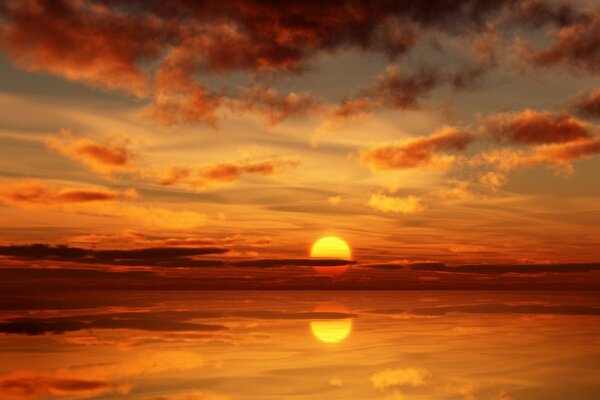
[{"left": 310, "top": 302, "right": 352, "bottom": 343}]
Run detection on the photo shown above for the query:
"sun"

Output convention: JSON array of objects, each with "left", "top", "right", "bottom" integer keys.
[
  {"left": 310, "top": 236, "right": 351, "bottom": 259},
  {"left": 310, "top": 236, "right": 352, "bottom": 275}
]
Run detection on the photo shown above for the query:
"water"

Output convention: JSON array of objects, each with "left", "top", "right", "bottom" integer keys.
[{"left": 1, "top": 291, "right": 599, "bottom": 399}]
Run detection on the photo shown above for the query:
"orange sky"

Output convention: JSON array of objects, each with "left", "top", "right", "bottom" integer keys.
[{"left": 0, "top": 0, "right": 600, "bottom": 289}]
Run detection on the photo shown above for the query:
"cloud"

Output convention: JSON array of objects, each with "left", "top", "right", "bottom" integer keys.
[
  {"left": 411, "top": 303, "right": 600, "bottom": 317},
  {"left": 318, "top": 66, "right": 440, "bottom": 133},
  {"left": 508, "top": 0, "right": 588, "bottom": 28},
  {"left": 479, "top": 171, "right": 507, "bottom": 190},
  {"left": 0, "top": 308, "right": 355, "bottom": 336},
  {"left": 327, "top": 195, "right": 341, "bottom": 206},
  {"left": 0, "top": 313, "right": 227, "bottom": 336},
  {"left": 0, "top": 180, "right": 126, "bottom": 206},
  {"left": 0, "top": 243, "right": 355, "bottom": 272},
  {"left": 0, "top": 0, "right": 160, "bottom": 97},
  {"left": 0, "top": 179, "right": 207, "bottom": 229},
  {"left": 366, "top": 65, "right": 438, "bottom": 109},
  {"left": 370, "top": 368, "right": 428, "bottom": 390},
  {"left": 472, "top": 134, "right": 600, "bottom": 172},
  {"left": 0, "top": 243, "right": 228, "bottom": 266},
  {"left": 0, "top": 350, "right": 204, "bottom": 400},
  {"left": 528, "top": 9, "right": 600, "bottom": 75},
  {"left": 231, "top": 259, "right": 356, "bottom": 268},
  {"left": 154, "top": 158, "right": 301, "bottom": 189},
  {"left": 410, "top": 262, "right": 600, "bottom": 275},
  {"left": 68, "top": 231, "right": 271, "bottom": 248},
  {"left": 144, "top": 391, "right": 230, "bottom": 400},
  {"left": 234, "top": 86, "right": 323, "bottom": 126},
  {"left": 0, "top": 0, "right": 538, "bottom": 127},
  {"left": 143, "top": 60, "right": 223, "bottom": 126},
  {"left": 47, "top": 130, "right": 133, "bottom": 175},
  {"left": 361, "top": 126, "right": 474, "bottom": 171},
  {"left": 368, "top": 194, "right": 425, "bottom": 214},
  {"left": 0, "top": 372, "right": 127, "bottom": 400},
  {"left": 572, "top": 88, "right": 600, "bottom": 119},
  {"left": 486, "top": 109, "right": 591, "bottom": 145}
]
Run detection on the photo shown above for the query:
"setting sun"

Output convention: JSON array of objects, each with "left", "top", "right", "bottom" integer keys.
[
  {"left": 310, "top": 236, "right": 352, "bottom": 259},
  {"left": 310, "top": 237, "right": 352, "bottom": 275}
]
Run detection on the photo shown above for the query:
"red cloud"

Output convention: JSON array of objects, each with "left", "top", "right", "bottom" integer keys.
[
  {"left": 366, "top": 66, "right": 439, "bottom": 109},
  {"left": 0, "top": 0, "right": 524, "bottom": 127},
  {"left": 143, "top": 57, "right": 223, "bottom": 126},
  {"left": 0, "top": 371, "right": 124, "bottom": 400},
  {"left": 0, "top": 0, "right": 164, "bottom": 97},
  {"left": 361, "top": 127, "right": 474, "bottom": 171},
  {"left": 47, "top": 130, "right": 132, "bottom": 174},
  {"left": 235, "top": 86, "right": 323, "bottom": 126},
  {"left": 156, "top": 159, "right": 300, "bottom": 189},
  {"left": 0, "top": 180, "right": 123, "bottom": 206},
  {"left": 529, "top": 9, "right": 600, "bottom": 74},
  {"left": 573, "top": 88, "right": 600, "bottom": 119},
  {"left": 472, "top": 134, "right": 600, "bottom": 172},
  {"left": 487, "top": 109, "right": 591, "bottom": 144}
]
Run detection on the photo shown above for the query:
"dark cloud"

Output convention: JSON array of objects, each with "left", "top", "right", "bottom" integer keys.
[
  {"left": 0, "top": 308, "right": 353, "bottom": 336},
  {"left": 529, "top": 9, "right": 600, "bottom": 75},
  {"left": 0, "top": 315, "right": 226, "bottom": 335},
  {"left": 3, "top": 0, "right": 584, "bottom": 127},
  {"left": 0, "top": 243, "right": 228, "bottom": 265},
  {"left": 360, "top": 262, "right": 444, "bottom": 270},
  {"left": 410, "top": 263, "right": 600, "bottom": 274},
  {"left": 572, "top": 88, "right": 600, "bottom": 119},
  {"left": 509, "top": 0, "right": 590, "bottom": 27},
  {"left": 232, "top": 259, "right": 356, "bottom": 268},
  {"left": 365, "top": 65, "right": 439, "bottom": 110},
  {"left": 412, "top": 303, "right": 600, "bottom": 316}
]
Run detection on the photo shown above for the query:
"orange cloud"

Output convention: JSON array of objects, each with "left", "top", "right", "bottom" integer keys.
[
  {"left": 155, "top": 158, "right": 301, "bottom": 189},
  {"left": 573, "top": 88, "right": 600, "bottom": 119},
  {"left": 370, "top": 368, "right": 428, "bottom": 390},
  {"left": 144, "top": 61, "right": 223, "bottom": 126},
  {"left": 479, "top": 171, "right": 507, "bottom": 190},
  {"left": 368, "top": 194, "right": 425, "bottom": 214},
  {"left": 471, "top": 134, "right": 600, "bottom": 172},
  {"left": 0, "top": 371, "right": 129, "bottom": 400},
  {"left": 529, "top": 10, "right": 600, "bottom": 74},
  {"left": 0, "top": 180, "right": 124, "bottom": 206},
  {"left": 47, "top": 130, "right": 133, "bottom": 175},
  {"left": 235, "top": 86, "right": 323, "bottom": 126},
  {"left": 68, "top": 231, "right": 271, "bottom": 248},
  {"left": 361, "top": 127, "right": 474, "bottom": 171},
  {"left": 0, "top": 1, "right": 160, "bottom": 97},
  {"left": 367, "top": 65, "right": 438, "bottom": 109},
  {"left": 487, "top": 109, "right": 591, "bottom": 144}
]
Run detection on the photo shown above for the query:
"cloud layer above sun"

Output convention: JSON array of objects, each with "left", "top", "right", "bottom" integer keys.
[{"left": 0, "top": 0, "right": 599, "bottom": 288}]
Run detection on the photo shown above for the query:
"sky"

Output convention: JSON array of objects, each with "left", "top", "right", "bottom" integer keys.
[{"left": 1, "top": 0, "right": 600, "bottom": 289}]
